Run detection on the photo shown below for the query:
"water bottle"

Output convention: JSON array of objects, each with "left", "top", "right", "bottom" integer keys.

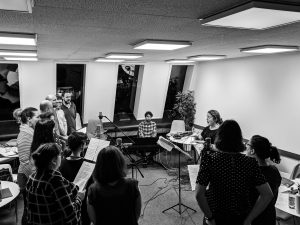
[{"left": 289, "top": 187, "right": 296, "bottom": 209}]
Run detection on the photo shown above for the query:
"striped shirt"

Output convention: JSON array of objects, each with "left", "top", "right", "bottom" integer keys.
[
  {"left": 26, "top": 169, "right": 82, "bottom": 225},
  {"left": 17, "top": 124, "right": 34, "bottom": 177}
]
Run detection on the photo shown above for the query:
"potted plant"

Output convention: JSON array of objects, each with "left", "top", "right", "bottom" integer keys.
[{"left": 170, "top": 90, "right": 196, "bottom": 131}]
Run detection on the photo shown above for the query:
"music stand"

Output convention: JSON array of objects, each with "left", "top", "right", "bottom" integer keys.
[{"left": 157, "top": 136, "right": 197, "bottom": 215}]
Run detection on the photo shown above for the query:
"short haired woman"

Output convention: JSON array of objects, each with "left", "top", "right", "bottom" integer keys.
[
  {"left": 195, "top": 120, "right": 273, "bottom": 225},
  {"left": 247, "top": 135, "right": 282, "bottom": 225},
  {"left": 26, "top": 143, "right": 84, "bottom": 225},
  {"left": 87, "top": 146, "right": 142, "bottom": 225}
]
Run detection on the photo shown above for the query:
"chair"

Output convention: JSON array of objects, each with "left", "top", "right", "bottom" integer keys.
[
  {"left": 170, "top": 120, "right": 185, "bottom": 134},
  {"left": 290, "top": 163, "right": 300, "bottom": 179}
]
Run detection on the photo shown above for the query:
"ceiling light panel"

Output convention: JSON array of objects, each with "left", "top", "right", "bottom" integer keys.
[
  {"left": 0, "top": 50, "right": 37, "bottom": 57},
  {"left": 188, "top": 55, "right": 226, "bottom": 61},
  {"left": 105, "top": 53, "right": 143, "bottom": 59},
  {"left": 134, "top": 40, "right": 192, "bottom": 50},
  {"left": 0, "top": 33, "right": 37, "bottom": 46},
  {"left": 165, "top": 59, "right": 195, "bottom": 64},
  {"left": 240, "top": 45, "right": 299, "bottom": 54},
  {"left": 201, "top": 1, "right": 300, "bottom": 30},
  {"left": 0, "top": 0, "right": 34, "bottom": 13},
  {"left": 95, "top": 58, "right": 124, "bottom": 62},
  {"left": 3, "top": 57, "right": 38, "bottom": 61}
]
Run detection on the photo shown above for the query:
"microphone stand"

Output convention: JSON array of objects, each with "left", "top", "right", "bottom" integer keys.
[
  {"left": 100, "top": 114, "right": 143, "bottom": 178},
  {"left": 99, "top": 115, "right": 135, "bottom": 144},
  {"left": 120, "top": 144, "right": 144, "bottom": 178}
]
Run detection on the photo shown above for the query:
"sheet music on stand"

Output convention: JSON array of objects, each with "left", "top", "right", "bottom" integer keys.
[
  {"left": 157, "top": 136, "right": 192, "bottom": 158},
  {"left": 73, "top": 138, "right": 110, "bottom": 191},
  {"left": 187, "top": 165, "right": 200, "bottom": 191},
  {"left": 84, "top": 138, "right": 110, "bottom": 162}
]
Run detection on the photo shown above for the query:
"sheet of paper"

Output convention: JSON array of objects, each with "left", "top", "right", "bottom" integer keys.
[
  {"left": 187, "top": 164, "right": 200, "bottom": 191},
  {"left": 157, "top": 136, "right": 174, "bottom": 152},
  {"left": 84, "top": 138, "right": 110, "bottom": 162},
  {"left": 76, "top": 127, "right": 86, "bottom": 133},
  {"left": 73, "top": 161, "right": 95, "bottom": 192}
]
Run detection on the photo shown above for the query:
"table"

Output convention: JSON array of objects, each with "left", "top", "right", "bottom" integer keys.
[
  {"left": 0, "top": 181, "right": 20, "bottom": 208},
  {"left": 169, "top": 135, "right": 204, "bottom": 163},
  {"left": 276, "top": 185, "right": 300, "bottom": 217}
]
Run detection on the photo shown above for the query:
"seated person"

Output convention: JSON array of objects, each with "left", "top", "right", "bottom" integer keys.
[
  {"left": 60, "top": 132, "right": 87, "bottom": 182},
  {"left": 194, "top": 109, "right": 223, "bottom": 154},
  {"left": 87, "top": 146, "right": 141, "bottom": 225},
  {"left": 199, "top": 109, "right": 223, "bottom": 143},
  {"left": 138, "top": 111, "right": 157, "bottom": 138}
]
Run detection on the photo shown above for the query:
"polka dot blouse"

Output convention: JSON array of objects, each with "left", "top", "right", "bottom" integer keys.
[{"left": 196, "top": 151, "right": 266, "bottom": 216}]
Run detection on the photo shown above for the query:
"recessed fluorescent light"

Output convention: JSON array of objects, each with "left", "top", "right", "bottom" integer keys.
[
  {"left": 165, "top": 59, "right": 195, "bottom": 64},
  {"left": 95, "top": 58, "right": 124, "bottom": 62},
  {"left": 0, "top": 50, "right": 37, "bottom": 57},
  {"left": 201, "top": 1, "right": 300, "bottom": 30},
  {"left": 3, "top": 57, "right": 38, "bottom": 61},
  {"left": 188, "top": 55, "right": 226, "bottom": 61},
  {"left": 0, "top": 33, "right": 37, "bottom": 45},
  {"left": 105, "top": 53, "right": 143, "bottom": 59},
  {"left": 0, "top": 0, "right": 34, "bottom": 13},
  {"left": 240, "top": 45, "right": 299, "bottom": 54},
  {"left": 133, "top": 40, "right": 192, "bottom": 50}
]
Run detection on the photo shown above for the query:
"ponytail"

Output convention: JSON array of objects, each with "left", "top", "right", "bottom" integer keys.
[
  {"left": 32, "top": 143, "right": 61, "bottom": 171},
  {"left": 251, "top": 135, "right": 281, "bottom": 164},
  {"left": 269, "top": 145, "right": 281, "bottom": 164}
]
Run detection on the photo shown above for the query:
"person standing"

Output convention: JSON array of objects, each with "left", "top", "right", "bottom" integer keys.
[
  {"left": 138, "top": 111, "right": 157, "bottom": 138},
  {"left": 17, "top": 107, "right": 39, "bottom": 225},
  {"left": 87, "top": 146, "right": 141, "bottom": 225},
  {"left": 56, "top": 95, "right": 68, "bottom": 136},
  {"left": 195, "top": 120, "right": 273, "bottom": 225},
  {"left": 246, "top": 135, "right": 282, "bottom": 225},
  {"left": 26, "top": 143, "right": 84, "bottom": 225},
  {"left": 61, "top": 92, "right": 77, "bottom": 135}
]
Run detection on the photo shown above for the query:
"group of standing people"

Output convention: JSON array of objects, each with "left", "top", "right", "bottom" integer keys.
[
  {"left": 195, "top": 110, "right": 282, "bottom": 225},
  {"left": 14, "top": 94, "right": 142, "bottom": 225},
  {"left": 13, "top": 104, "right": 283, "bottom": 225}
]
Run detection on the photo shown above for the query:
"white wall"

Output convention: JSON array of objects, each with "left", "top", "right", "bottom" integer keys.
[
  {"left": 84, "top": 62, "right": 118, "bottom": 123},
  {"left": 192, "top": 53, "right": 300, "bottom": 156},
  {"left": 19, "top": 61, "right": 56, "bottom": 109},
  {"left": 133, "top": 62, "right": 171, "bottom": 120}
]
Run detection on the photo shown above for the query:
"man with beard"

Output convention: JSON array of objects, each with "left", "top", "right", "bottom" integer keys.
[{"left": 61, "top": 92, "right": 77, "bottom": 135}]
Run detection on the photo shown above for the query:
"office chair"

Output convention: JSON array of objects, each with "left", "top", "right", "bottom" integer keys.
[{"left": 169, "top": 120, "right": 185, "bottom": 134}]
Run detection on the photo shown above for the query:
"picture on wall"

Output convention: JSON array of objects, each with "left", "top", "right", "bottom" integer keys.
[{"left": 0, "top": 63, "right": 20, "bottom": 121}]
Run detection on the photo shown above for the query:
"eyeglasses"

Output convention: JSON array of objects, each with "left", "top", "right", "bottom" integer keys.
[{"left": 245, "top": 142, "right": 252, "bottom": 147}]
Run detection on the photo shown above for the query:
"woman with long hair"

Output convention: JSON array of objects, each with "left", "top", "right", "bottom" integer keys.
[
  {"left": 247, "top": 135, "right": 282, "bottom": 225},
  {"left": 195, "top": 120, "right": 273, "bottom": 225},
  {"left": 87, "top": 146, "right": 141, "bottom": 225},
  {"left": 26, "top": 143, "right": 84, "bottom": 225}
]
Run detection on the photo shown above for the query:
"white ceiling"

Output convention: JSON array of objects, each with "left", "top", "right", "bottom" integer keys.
[{"left": 0, "top": 0, "right": 300, "bottom": 61}]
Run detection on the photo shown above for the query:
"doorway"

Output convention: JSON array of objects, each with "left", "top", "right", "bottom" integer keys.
[
  {"left": 56, "top": 64, "right": 85, "bottom": 119},
  {"left": 163, "top": 65, "right": 188, "bottom": 118},
  {"left": 114, "top": 64, "right": 140, "bottom": 122}
]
